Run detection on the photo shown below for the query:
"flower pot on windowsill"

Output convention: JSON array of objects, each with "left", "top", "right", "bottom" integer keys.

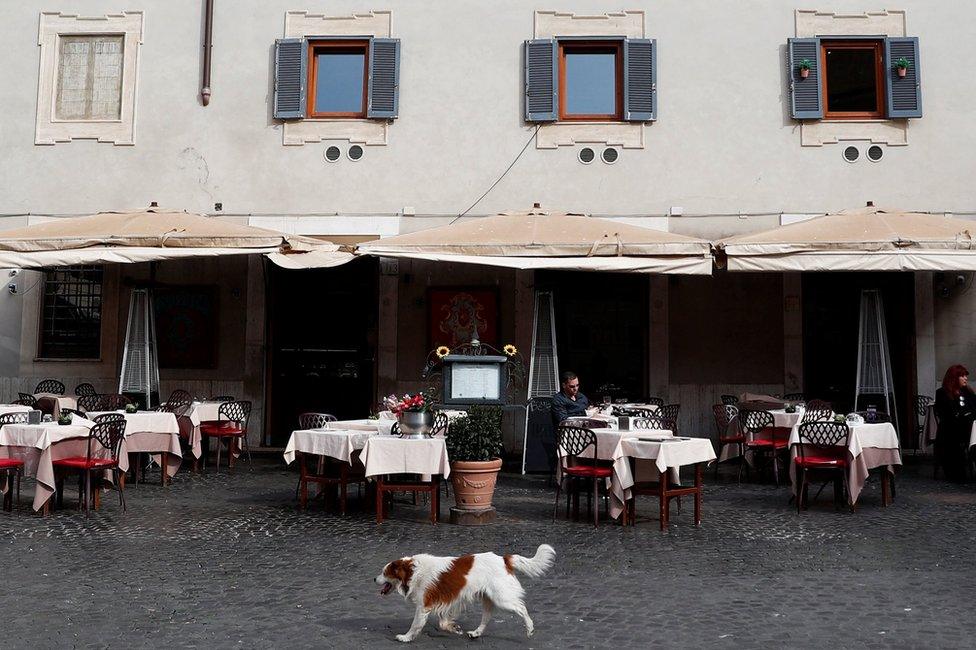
[
  {"left": 799, "top": 68, "right": 810, "bottom": 79},
  {"left": 897, "top": 67, "right": 908, "bottom": 78}
]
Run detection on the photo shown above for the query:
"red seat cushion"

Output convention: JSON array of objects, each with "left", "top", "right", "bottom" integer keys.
[
  {"left": 0, "top": 458, "right": 24, "bottom": 469},
  {"left": 52, "top": 457, "right": 118, "bottom": 470},
  {"left": 200, "top": 424, "right": 244, "bottom": 436},
  {"left": 563, "top": 465, "right": 613, "bottom": 478},
  {"left": 796, "top": 454, "right": 848, "bottom": 468},
  {"left": 720, "top": 435, "right": 746, "bottom": 444},
  {"left": 746, "top": 438, "right": 788, "bottom": 449}
]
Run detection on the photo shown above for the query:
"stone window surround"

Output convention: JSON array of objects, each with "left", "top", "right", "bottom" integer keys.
[
  {"left": 282, "top": 10, "right": 392, "bottom": 147},
  {"left": 35, "top": 12, "right": 144, "bottom": 146},
  {"left": 795, "top": 9, "right": 909, "bottom": 148},
  {"left": 533, "top": 10, "right": 645, "bottom": 150}
]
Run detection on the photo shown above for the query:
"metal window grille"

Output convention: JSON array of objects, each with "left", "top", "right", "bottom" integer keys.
[{"left": 39, "top": 265, "right": 103, "bottom": 359}]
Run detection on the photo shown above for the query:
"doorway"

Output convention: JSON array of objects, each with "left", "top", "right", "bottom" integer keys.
[
  {"left": 539, "top": 271, "right": 649, "bottom": 402},
  {"left": 802, "top": 272, "right": 916, "bottom": 443},
  {"left": 266, "top": 258, "right": 378, "bottom": 446}
]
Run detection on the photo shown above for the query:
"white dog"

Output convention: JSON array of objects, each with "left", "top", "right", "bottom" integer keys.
[{"left": 375, "top": 544, "right": 555, "bottom": 643}]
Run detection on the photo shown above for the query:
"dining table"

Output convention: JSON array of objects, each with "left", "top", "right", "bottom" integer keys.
[
  {"left": 87, "top": 410, "right": 183, "bottom": 484},
  {"left": 34, "top": 393, "right": 78, "bottom": 415},
  {"left": 787, "top": 419, "right": 902, "bottom": 505},
  {"left": 0, "top": 420, "right": 131, "bottom": 513}
]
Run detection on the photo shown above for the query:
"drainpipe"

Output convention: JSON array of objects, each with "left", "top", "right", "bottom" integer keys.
[{"left": 201, "top": 0, "right": 214, "bottom": 106}]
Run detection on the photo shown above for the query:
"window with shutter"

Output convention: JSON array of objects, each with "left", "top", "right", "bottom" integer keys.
[
  {"left": 367, "top": 38, "right": 400, "bottom": 119},
  {"left": 885, "top": 37, "right": 921, "bottom": 118},
  {"left": 623, "top": 39, "right": 656, "bottom": 121},
  {"left": 273, "top": 38, "right": 306, "bottom": 119},
  {"left": 788, "top": 38, "right": 823, "bottom": 120},
  {"left": 524, "top": 39, "right": 557, "bottom": 122}
]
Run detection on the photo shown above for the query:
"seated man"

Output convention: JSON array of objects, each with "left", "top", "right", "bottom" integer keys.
[{"left": 551, "top": 371, "right": 590, "bottom": 426}]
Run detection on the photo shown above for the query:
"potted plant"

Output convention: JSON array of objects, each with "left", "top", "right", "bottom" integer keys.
[
  {"left": 384, "top": 392, "right": 434, "bottom": 438},
  {"left": 445, "top": 406, "right": 503, "bottom": 513},
  {"left": 125, "top": 401, "right": 139, "bottom": 414},
  {"left": 798, "top": 58, "right": 813, "bottom": 79},
  {"left": 894, "top": 56, "right": 911, "bottom": 78},
  {"left": 57, "top": 412, "right": 72, "bottom": 426}
]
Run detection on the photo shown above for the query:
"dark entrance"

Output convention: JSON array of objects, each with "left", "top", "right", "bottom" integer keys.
[
  {"left": 266, "top": 257, "right": 378, "bottom": 446},
  {"left": 802, "top": 272, "right": 916, "bottom": 444},
  {"left": 539, "top": 271, "right": 648, "bottom": 402}
]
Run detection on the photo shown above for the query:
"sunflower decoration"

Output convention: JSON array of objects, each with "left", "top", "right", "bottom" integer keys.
[
  {"left": 503, "top": 344, "right": 518, "bottom": 357},
  {"left": 436, "top": 345, "right": 451, "bottom": 359}
]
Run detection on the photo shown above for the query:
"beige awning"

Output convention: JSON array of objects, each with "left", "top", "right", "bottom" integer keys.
[
  {"left": 356, "top": 209, "right": 712, "bottom": 274},
  {"left": 0, "top": 208, "right": 354, "bottom": 269},
  {"left": 717, "top": 207, "right": 976, "bottom": 272}
]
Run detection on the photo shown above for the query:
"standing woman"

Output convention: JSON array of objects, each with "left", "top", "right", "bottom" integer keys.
[{"left": 934, "top": 364, "right": 975, "bottom": 482}]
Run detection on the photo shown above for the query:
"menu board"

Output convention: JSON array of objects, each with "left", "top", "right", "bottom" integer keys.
[{"left": 442, "top": 354, "right": 507, "bottom": 405}]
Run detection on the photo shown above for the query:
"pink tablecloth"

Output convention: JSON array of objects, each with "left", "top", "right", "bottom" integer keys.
[
  {"left": 360, "top": 436, "right": 450, "bottom": 479},
  {"left": 788, "top": 422, "right": 902, "bottom": 504},
  {"left": 0, "top": 423, "right": 130, "bottom": 511},
  {"left": 88, "top": 410, "right": 182, "bottom": 477}
]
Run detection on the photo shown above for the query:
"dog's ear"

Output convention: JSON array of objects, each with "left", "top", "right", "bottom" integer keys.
[{"left": 391, "top": 559, "right": 413, "bottom": 589}]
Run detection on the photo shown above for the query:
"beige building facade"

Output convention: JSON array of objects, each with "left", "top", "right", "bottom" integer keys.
[{"left": 1, "top": 1, "right": 973, "bottom": 450}]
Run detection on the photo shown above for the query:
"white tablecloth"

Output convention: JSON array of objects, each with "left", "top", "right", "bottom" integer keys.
[
  {"left": 88, "top": 410, "right": 182, "bottom": 477},
  {"left": 34, "top": 393, "right": 78, "bottom": 414},
  {"left": 0, "top": 422, "right": 130, "bottom": 511},
  {"left": 186, "top": 401, "right": 226, "bottom": 459},
  {"left": 788, "top": 422, "right": 902, "bottom": 504},
  {"left": 0, "top": 404, "right": 31, "bottom": 417},
  {"left": 610, "top": 436, "right": 716, "bottom": 519},
  {"left": 359, "top": 436, "right": 451, "bottom": 479}
]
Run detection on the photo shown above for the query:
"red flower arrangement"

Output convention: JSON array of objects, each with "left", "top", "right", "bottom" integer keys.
[{"left": 383, "top": 391, "right": 433, "bottom": 415}]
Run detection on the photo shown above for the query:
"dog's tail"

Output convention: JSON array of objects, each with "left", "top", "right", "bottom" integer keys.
[{"left": 509, "top": 544, "right": 555, "bottom": 578}]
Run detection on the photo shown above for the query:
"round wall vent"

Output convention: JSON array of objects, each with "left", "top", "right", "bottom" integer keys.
[
  {"left": 867, "top": 145, "right": 884, "bottom": 162},
  {"left": 578, "top": 147, "right": 595, "bottom": 164},
  {"left": 324, "top": 146, "right": 341, "bottom": 162},
  {"left": 347, "top": 144, "right": 364, "bottom": 161},
  {"left": 843, "top": 146, "right": 860, "bottom": 163},
  {"left": 602, "top": 147, "right": 619, "bottom": 164}
]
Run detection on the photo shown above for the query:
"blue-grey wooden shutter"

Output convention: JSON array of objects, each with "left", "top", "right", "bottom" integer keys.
[
  {"left": 788, "top": 37, "right": 823, "bottom": 119},
  {"left": 367, "top": 37, "right": 400, "bottom": 119},
  {"left": 524, "top": 39, "right": 557, "bottom": 121},
  {"left": 885, "top": 37, "right": 922, "bottom": 118},
  {"left": 274, "top": 38, "right": 307, "bottom": 119},
  {"left": 623, "top": 38, "right": 656, "bottom": 121}
]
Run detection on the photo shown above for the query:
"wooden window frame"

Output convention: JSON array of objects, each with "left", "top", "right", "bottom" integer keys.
[
  {"left": 558, "top": 40, "right": 623, "bottom": 122},
  {"left": 306, "top": 39, "right": 370, "bottom": 119},
  {"left": 821, "top": 40, "right": 886, "bottom": 120}
]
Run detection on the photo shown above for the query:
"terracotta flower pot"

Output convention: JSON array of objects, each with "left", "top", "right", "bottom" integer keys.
[
  {"left": 897, "top": 67, "right": 908, "bottom": 78},
  {"left": 799, "top": 68, "right": 810, "bottom": 79},
  {"left": 450, "top": 458, "right": 502, "bottom": 510}
]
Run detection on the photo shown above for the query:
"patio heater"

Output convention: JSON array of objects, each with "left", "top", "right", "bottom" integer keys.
[
  {"left": 521, "top": 290, "right": 560, "bottom": 474},
  {"left": 119, "top": 288, "right": 160, "bottom": 408},
  {"left": 854, "top": 289, "right": 899, "bottom": 437}
]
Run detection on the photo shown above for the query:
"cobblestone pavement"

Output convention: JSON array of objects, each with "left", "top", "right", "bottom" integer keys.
[{"left": 2, "top": 455, "right": 975, "bottom": 649}]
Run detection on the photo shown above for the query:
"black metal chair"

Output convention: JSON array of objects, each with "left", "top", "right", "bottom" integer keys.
[
  {"left": 658, "top": 404, "right": 680, "bottom": 434},
  {"left": 93, "top": 413, "right": 126, "bottom": 424},
  {"left": 632, "top": 415, "right": 670, "bottom": 430},
  {"left": 643, "top": 397, "right": 666, "bottom": 408},
  {"left": 553, "top": 425, "right": 612, "bottom": 526},
  {"left": 199, "top": 401, "right": 252, "bottom": 470},
  {"left": 430, "top": 411, "right": 450, "bottom": 437},
  {"left": 34, "top": 379, "right": 65, "bottom": 395},
  {"left": 0, "top": 413, "right": 26, "bottom": 511},
  {"left": 52, "top": 418, "right": 127, "bottom": 516},
  {"left": 741, "top": 409, "right": 788, "bottom": 486},
  {"left": 15, "top": 393, "right": 36, "bottom": 408},
  {"left": 298, "top": 412, "right": 337, "bottom": 430},
  {"left": 802, "top": 407, "right": 833, "bottom": 423},
  {"left": 782, "top": 392, "right": 805, "bottom": 402},
  {"left": 914, "top": 394, "right": 933, "bottom": 455},
  {"left": 806, "top": 398, "right": 832, "bottom": 411},
  {"left": 212, "top": 395, "right": 235, "bottom": 402},
  {"left": 720, "top": 394, "right": 739, "bottom": 406},
  {"left": 74, "top": 383, "right": 98, "bottom": 397},
  {"left": 713, "top": 404, "right": 746, "bottom": 481},
  {"left": 77, "top": 393, "right": 101, "bottom": 413},
  {"left": 795, "top": 421, "right": 850, "bottom": 513},
  {"left": 157, "top": 391, "right": 192, "bottom": 418}
]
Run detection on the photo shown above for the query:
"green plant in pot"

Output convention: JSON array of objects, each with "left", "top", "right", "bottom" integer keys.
[
  {"left": 57, "top": 412, "right": 72, "bottom": 426},
  {"left": 125, "top": 402, "right": 138, "bottom": 414},
  {"left": 894, "top": 56, "right": 911, "bottom": 77},
  {"left": 445, "top": 406, "right": 503, "bottom": 513},
  {"left": 798, "top": 58, "right": 813, "bottom": 78}
]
